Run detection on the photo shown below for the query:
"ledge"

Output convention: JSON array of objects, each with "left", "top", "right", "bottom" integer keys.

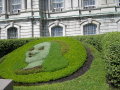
[{"left": 0, "top": 79, "right": 13, "bottom": 90}]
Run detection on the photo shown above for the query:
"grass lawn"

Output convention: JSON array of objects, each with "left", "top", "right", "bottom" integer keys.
[{"left": 14, "top": 44, "right": 110, "bottom": 90}]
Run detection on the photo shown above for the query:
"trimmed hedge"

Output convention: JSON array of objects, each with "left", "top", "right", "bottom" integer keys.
[
  {"left": 102, "top": 32, "right": 120, "bottom": 88},
  {"left": 74, "top": 35, "right": 104, "bottom": 51},
  {"left": 0, "top": 37, "right": 87, "bottom": 83},
  {"left": 0, "top": 38, "right": 36, "bottom": 58}
]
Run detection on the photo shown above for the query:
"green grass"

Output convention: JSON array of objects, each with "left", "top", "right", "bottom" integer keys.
[
  {"left": 14, "top": 43, "right": 110, "bottom": 90},
  {"left": 43, "top": 41, "right": 68, "bottom": 72},
  {"left": 0, "top": 37, "right": 87, "bottom": 83}
]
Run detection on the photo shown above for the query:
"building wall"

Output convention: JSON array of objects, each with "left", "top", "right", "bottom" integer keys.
[
  {"left": 0, "top": 0, "right": 41, "bottom": 39},
  {"left": 44, "top": 15, "right": 120, "bottom": 37},
  {"left": 0, "top": 0, "right": 120, "bottom": 39},
  {"left": 0, "top": 19, "right": 41, "bottom": 39}
]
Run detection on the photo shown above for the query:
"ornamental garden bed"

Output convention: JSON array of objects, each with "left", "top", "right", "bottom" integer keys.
[{"left": 0, "top": 37, "right": 87, "bottom": 84}]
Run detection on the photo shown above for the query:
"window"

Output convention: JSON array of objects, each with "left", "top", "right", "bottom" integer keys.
[
  {"left": 0, "top": 0, "right": 2, "bottom": 14},
  {"left": 7, "top": 27, "right": 18, "bottom": 39},
  {"left": 83, "top": 24, "right": 97, "bottom": 35},
  {"left": 51, "top": 26, "right": 63, "bottom": 37},
  {"left": 51, "top": 0, "right": 64, "bottom": 11},
  {"left": 11, "top": 0, "right": 21, "bottom": 13},
  {"left": 83, "top": 0, "right": 95, "bottom": 9}
]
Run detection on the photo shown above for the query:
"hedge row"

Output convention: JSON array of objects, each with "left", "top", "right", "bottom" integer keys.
[
  {"left": 74, "top": 33, "right": 120, "bottom": 88},
  {"left": 74, "top": 34, "right": 104, "bottom": 51},
  {"left": 102, "top": 32, "right": 120, "bottom": 88},
  {"left": 0, "top": 38, "right": 36, "bottom": 58}
]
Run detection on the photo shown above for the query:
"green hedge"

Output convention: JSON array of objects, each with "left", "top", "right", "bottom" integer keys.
[
  {"left": 74, "top": 33, "right": 120, "bottom": 88},
  {"left": 74, "top": 35, "right": 104, "bottom": 51},
  {"left": 0, "top": 37, "right": 87, "bottom": 83},
  {"left": 102, "top": 32, "right": 120, "bottom": 88},
  {"left": 0, "top": 38, "right": 36, "bottom": 58}
]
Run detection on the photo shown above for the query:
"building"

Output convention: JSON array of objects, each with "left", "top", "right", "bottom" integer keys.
[{"left": 0, "top": 0, "right": 120, "bottom": 39}]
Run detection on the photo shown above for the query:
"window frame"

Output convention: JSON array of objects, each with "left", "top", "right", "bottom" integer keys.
[
  {"left": 82, "top": 0, "right": 96, "bottom": 9},
  {"left": 51, "top": 0, "right": 64, "bottom": 10},
  {"left": 51, "top": 26, "right": 63, "bottom": 37},
  {"left": 10, "top": 0, "right": 22, "bottom": 13},
  {"left": 83, "top": 23, "right": 97, "bottom": 35},
  {"left": 7, "top": 27, "right": 18, "bottom": 39}
]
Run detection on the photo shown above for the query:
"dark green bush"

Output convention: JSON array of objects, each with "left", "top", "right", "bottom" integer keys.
[
  {"left": 0, "top": 38, "right": 36, "bottom": 58},
  {"left": 102, "top": 32, "right": 120, "bottom": 88},
  {"left": 74, "top": 34, "right": 104, "bottom": 51}
]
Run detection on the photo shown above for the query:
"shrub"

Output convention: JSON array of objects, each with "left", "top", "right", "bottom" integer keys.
[
  {"left": 0, "top": 38, "right": 36, "bottom": 58},
  {"left": 102, "top": 32, "right": 120, "bottom": 88},
  {"left": 74, "top": 35, "right": 104, "bottom": 51}
]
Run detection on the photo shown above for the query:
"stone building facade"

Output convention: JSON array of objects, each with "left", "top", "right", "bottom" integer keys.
[{"left": 0, "top": 0, "right": 120, "bottom": 39}]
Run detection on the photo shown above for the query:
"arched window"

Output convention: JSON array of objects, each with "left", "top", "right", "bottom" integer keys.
[
  {"left": 83, "top": 24, "right": 97, "bottom": 35},
  {"left": 83, "top": 0, "right": 95, "bottom": 9},
  {"left": 51, "top": 26, "right": 63, "bottom": 37},
  {"left": 7, "top": 27, "right": 18, "bottom": 39}
]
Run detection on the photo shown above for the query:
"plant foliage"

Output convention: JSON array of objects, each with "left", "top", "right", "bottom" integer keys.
[
  {"left": 0, "top": 38, "right": 35, "bottom": 58},
  {"left": 74, "top": 35, "right": 104, "bottom": 51},
  {"left": 102, "top": 32, "right": 120, "bottom": 88}
]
